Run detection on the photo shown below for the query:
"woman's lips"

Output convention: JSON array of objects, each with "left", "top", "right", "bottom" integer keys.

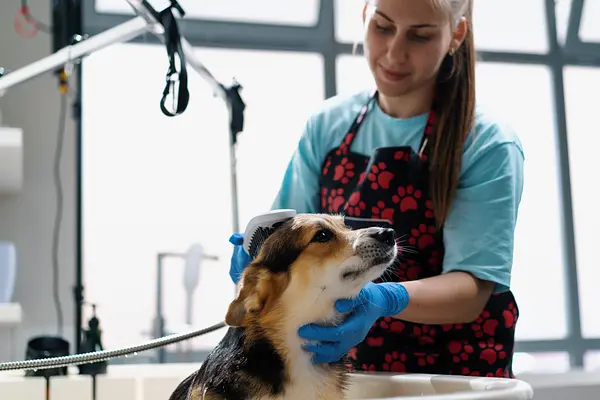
[{"left": 379, "top": 65, "right": 410, "bottom": 82}]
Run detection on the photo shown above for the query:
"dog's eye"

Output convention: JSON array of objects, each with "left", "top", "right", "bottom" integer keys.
[{"left": 311, "top": 229, "right": 333, "bottom": 243}]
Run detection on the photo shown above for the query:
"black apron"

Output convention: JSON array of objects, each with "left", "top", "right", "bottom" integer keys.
[{"left": 318, "top": 92, "right": 519, "bottom": 378}]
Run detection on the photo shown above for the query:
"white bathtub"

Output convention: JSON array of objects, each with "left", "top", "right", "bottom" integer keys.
[{"left": 0, "top": 363, "right": 533, "bottom": 400}]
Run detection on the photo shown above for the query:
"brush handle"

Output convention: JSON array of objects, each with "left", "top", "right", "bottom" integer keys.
[{"left": 242, "top": 209, "right": 296, "bottom": 255}]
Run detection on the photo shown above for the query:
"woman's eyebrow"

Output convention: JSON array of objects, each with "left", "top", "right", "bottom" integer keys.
[{"left": 374, "top": 10, "right": 439, "bottom": 28}]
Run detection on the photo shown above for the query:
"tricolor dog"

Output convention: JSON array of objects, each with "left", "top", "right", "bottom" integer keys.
[{"left": 168, "top": 213, "right": 398, "bottom": 400}]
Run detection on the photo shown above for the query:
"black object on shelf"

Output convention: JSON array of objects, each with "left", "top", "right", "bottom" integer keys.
[
  {"left": 25, "top": 336, "right": 70, "bottom": 377},
  {"left": 77, "top": 303, "right": 107, "bottom": 375}
]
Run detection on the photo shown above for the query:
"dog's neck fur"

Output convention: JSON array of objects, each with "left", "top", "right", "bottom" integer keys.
[{"left": 249, "top": 283, "right": 351, "bottom": 400}]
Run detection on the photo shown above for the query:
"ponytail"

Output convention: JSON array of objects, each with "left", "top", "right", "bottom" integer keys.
[{"left": 428, "top": 0, "right": 476, "bottom": 228}]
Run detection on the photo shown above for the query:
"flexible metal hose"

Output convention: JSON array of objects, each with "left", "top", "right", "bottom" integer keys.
[{"left": 0, "top": 321, "right": 226, "bottom": 372}]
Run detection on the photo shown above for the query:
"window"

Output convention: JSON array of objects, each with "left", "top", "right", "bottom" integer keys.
[
  {"left": 563, "top": 66, "right": 600, "bottom": 339},
  {"left": 335, "top": 54, "right": 374, "bottom": 95},
  {"left": 475, "top": 63, "right": 568, "bottom": 341},
  {"left": 473, "top": 0, "right": 549, "bottom": 53},
  {"left": 334, "top": 0, "right": 550, "bottom": 53},
  {"left": 334, "top": 0, "right": 365, "bottom": 44},
  {"left": 555, "top": 0, "right": 573, "bottom": 45},
  {"left": 580, "top": 0, "right": 600, "bottom": 42},
  {"left": 513, "top": 352, "right": 571, "bottom": 374},
  {"left": 81, "top": 43, "right": 324, "bottom": 351},
  {"left": 95, "top": 0, "right": 321, "bottom": 26},
  {"left": 584, "top": 351, "right": 600, "bottom": 372}
]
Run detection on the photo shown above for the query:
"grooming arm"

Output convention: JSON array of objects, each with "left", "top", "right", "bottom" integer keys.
[{"left": 0, "top": 0, "right": 226, "bottom": 103}]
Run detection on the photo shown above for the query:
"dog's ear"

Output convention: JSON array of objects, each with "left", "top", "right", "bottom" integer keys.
[
  {"left": 225, "top": 266, "right": 287, "bottom": 327},
  {"left": 225, "top": 266, "right": 269, "bottom": 327}
]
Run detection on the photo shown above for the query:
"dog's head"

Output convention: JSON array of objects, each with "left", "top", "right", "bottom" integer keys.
[{"left": 225, "top": 213, "right": 398, "bottom": 328}]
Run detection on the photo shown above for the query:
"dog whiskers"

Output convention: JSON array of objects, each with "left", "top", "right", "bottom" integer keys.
[{"left": 398, "top": 245, "right": 418, "bottom": 255}]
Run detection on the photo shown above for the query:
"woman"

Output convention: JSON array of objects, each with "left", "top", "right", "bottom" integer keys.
[{"left": 230, "top": 0, "right": 524, "bottom": 378}]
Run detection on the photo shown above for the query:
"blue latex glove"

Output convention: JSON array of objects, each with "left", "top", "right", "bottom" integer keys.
[
  {"left": 298, "top": 282, "right": 410, "bottom": 364},
  {"left": 229, "top": 233, "right": 252, "bottom": 284}
]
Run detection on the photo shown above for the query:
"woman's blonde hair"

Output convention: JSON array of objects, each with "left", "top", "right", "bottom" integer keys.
[{"left": 427, "top": 0, "right": 475, "bottom": 228}]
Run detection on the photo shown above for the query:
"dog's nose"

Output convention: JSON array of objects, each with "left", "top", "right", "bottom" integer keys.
[{"left": 371, "top": 228, "right": 395, "bottom": 246}]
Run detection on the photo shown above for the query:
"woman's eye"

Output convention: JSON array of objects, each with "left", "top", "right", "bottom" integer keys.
[
  {"left": 311, "top": 229, "right": 333, "bottom": 243},
  {"left": 411, "top": 34, "right": 430, "bottom": 42},
  {"left": 375, "top": 24, "right": 393, "bottom": 33}
]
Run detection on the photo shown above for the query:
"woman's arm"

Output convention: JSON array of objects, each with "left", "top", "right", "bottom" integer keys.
[
  {"left": 394, "top": 271, "right": 494, "bottom": 324},
  {"left": 394, "top": 126, "right": 524, "bottom": 325}
]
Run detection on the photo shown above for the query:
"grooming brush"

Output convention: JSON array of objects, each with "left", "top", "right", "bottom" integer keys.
[{"left": 243, "top": 209, "right": 297, "bottom": 259}]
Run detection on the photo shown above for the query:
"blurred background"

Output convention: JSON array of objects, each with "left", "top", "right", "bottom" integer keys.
[{"left": 0, "top": 0, "right": 597, "bottom": 379}]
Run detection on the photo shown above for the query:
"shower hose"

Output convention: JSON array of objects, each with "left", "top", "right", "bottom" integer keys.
[{"left": 0, "top": 321, "right": 226, "bottom": 372}]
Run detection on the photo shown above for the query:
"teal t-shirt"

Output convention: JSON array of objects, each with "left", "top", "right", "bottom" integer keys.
[{"left": 272, "top": 90, "right": 525, "bottom": 293}]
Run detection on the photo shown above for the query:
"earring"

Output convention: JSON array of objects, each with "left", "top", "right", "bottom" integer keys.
[{"left": 448, "top": 47, "right": 455, "bottom": 56}]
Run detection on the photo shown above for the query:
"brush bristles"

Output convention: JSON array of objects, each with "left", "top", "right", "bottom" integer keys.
[{"left": 248, "top": 227, "right": 275, "bottom": 259}]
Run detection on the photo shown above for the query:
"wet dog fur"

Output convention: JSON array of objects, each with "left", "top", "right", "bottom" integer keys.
[{"left": 168, "top": 213, "right": 398, "bottom": 400}]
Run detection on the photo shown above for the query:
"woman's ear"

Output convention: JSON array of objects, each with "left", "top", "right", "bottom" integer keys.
[
  {"left": 362, "top": 3, "right": 368, "bottom": 23},
  {"left": 450, "top": 17, "right": 468, "bottom": 52}
]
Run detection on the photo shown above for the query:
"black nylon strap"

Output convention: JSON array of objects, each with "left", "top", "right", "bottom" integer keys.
[{"left": 158, "top": 1, "right": 189, "bottom": 117}]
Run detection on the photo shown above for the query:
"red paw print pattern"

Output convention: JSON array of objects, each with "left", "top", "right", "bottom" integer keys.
[
  {"left": 357, "top": 171, "right": 367, "bottom": 185},
  {"left": 472, "top": 311, "right": 498, "bottom": 338},
  {"left": 322, "top": 157, "right": 332, "bottom": 176},
  {"left": 333, "top": 157, "right": 356, "bottom": 184},
  {"left": 503, "top": 302, "right": 518, "bottom": 328},
  {"left": 366, "top": 336, "right": 384, "bottom": 347},
  {"left": 394, "top": 150, "right": 411, "bottom": 162},
  {"left": 371, "top": 200, "right": 395, "bottom": 221},
  {"left": 479, "top": 339, "right": 507, "bottom": 365},
  {"left": 396, "top": 260, "right": 420, "bottom": 281},
  {"left": 336, "top": 133, "right": 356, "bottom": 156},
  {"left": 441, "top": 323, "right": 464, "bottom": 332},
  {"left": 345, "top": 192, "right": 367, "bottom": 216},
  {"left": 428, "top": 250, "right": 441, "bottom": 268},
  {"left": 482, "top": 368, "right": 510, "bottom": 378},
  {"left": 344, "top": 133, "right": 355, "bottom": 146},
  {"left": 361, "top": 364, "right": 377, "bottom": 372},
  {"left": 414, "top": 352, "right": 438, "bottom": 367},
  {"left": 408, "top": 224, "right": 436, "bottom": 250},
  {"left": 493, "top": 368, "right": 511, "bottom": 378},
  {"left": 325, "top": 188, "right": 346, "bottom": 213},
  {"left": 392, "top": 185, "right": 422, "bottom": 212},
  {"left": 367, "top": 162, "right": 394, "bottom": 190},
  {"left": 382, "top": 351, "right": 407, "bottom": 372},
  {"left": 413, "top": 325, "right": 437, "bottom": 345},
  {"left": 453, "top": 367, "right": 507, "bottom": 378},
  {"left": 448, "top": 340, "right": 474, "bottom": 363},
  {"left": 425, "top": 200, "right": 434, "bottom": 219},
  {"left": 459, "top": 367, "right": 481, "bottom": 376},
  {"left": 379, "top": 317, "right": 406, "bottom": 333},
  {"left": 347, "top": 347, "right": 358, "bottom": 360}
]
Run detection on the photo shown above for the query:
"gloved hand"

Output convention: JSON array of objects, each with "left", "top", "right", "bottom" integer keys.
[
  {"left": 298, "top": 282, "right": 410, "bottom": 364},
  {"left": 229, "top": 233, "right": 252, "bottom": 284}
]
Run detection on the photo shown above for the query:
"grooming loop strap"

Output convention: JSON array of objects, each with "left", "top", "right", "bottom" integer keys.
[{"left": 158, "top": 0, "right": 190, "bottom": 117}]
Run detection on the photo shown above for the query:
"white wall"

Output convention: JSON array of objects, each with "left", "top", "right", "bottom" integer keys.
[{"left": 0, "top": 0, "right": 76, "bottom": 361}]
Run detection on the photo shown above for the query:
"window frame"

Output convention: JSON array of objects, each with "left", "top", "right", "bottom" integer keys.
[{"left": 79, "top": 0, "right": 600, "bottom": 367}]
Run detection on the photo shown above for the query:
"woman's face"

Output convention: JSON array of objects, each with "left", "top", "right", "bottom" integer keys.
[{"left": 362, "top": 0, "right": 463, "bottom": 98}]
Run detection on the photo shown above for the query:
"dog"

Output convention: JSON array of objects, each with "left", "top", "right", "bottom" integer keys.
[{"left": 168, "top": 213, "right": 398, "bottom": 400}]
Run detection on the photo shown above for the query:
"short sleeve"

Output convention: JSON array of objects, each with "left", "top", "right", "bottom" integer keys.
[
  {"left": 441, "top": 139, "right": 525, "bottom": 294},
  {"left": 271, "top": 117, "right": 324, "bottom": 213}
]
